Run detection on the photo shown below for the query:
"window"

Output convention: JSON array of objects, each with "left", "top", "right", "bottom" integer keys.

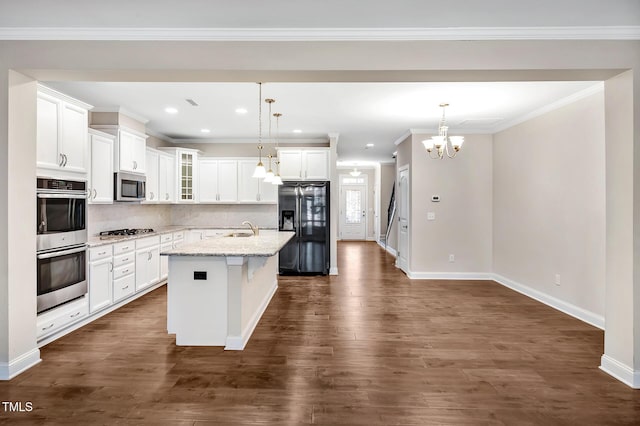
[{"left": 345, "top": 189, "right": 362, "bottom": 224}]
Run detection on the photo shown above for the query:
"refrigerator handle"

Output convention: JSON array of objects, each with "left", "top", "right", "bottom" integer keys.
[{"left": 295, "top": 186, "right": 301, "bottom": 237}]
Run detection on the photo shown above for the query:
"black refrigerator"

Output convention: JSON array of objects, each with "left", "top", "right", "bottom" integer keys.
[{"left": 278, "top": 181, "right": 330, "bottom": 275}]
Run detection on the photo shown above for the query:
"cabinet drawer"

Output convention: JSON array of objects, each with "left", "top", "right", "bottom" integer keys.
[
  {"left": 113, "top": 252, "right": 134, "bottom": 268},
  {"left": 113, "top": 241, "right": 135, "bottom": 255},
  {"left": 173, "top": 231, "right": 184, "bottom": 241},
  {"left": 136, "top": 235, "right": 161, "bottom": 249},
  {"left": 160, "top": 233, "right": 173, "bottom": 243},
  {"left": 113, "top": 263, "right": 135, "bottom": 280},
  {"left": 89, "top": 246, "right": 111, "bottom": 261},
  {"left": 37, "top": 296, "right": 88, "bottom": 339},
  {"left": 113, "top": 274, "right": 135, "bottom": 303}
]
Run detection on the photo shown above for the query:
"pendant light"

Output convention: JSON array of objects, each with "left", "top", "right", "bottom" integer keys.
[
  {"left": 252, "top": 82, "right": 267, "bottom": 178},
  {"left": 263, "top": 98, "right": 276, "bottom": 183},
  {"left": 271, "top": 112, "right": 283, "bottom": 186},
  {"left": 422, "top": 103, "right": 464, "bottom": 159}
]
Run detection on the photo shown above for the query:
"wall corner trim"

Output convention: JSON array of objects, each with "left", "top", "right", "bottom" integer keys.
[
  {"left": 329, "top": 267, "right": 339, "bottom": 275},
  {"left": 491, "top": 273, "right": 605, "bottom": 329},
  {"left": 600, "top": 354, "right": 640, "bottom": 389},
  {"left": 0, "top": 348, "right": 41, "bottom": 380}
]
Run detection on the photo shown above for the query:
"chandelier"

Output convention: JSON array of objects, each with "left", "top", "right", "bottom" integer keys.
[
  {"left": 349, "top": 168, "right": 362, "bottom": 177},
  {"left": 252, "top": 82, "right": 267, "bottom": 178},
  {"left": 422, "top": 103, "right": 464, "bottom": 159}
]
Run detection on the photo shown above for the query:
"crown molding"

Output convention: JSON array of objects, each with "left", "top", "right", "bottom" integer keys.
[
  {"left": 166, "top": 137, "right": 328, "bottom": 145},
  {"left": 1, "top": 26, "right": 639, "bottom": 41}
]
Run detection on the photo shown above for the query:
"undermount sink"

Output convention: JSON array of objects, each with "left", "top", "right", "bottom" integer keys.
[{"left": 225, "top": 232, "right": 254, "bottom": 238}]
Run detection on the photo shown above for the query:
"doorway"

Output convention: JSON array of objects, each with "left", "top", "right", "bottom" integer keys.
[{"left": 339, "top": 174, "right": 368, "bottom": 240}]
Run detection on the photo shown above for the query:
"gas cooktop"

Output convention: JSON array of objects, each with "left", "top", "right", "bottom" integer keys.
[{"left": 99, "top": 228, "right": 155, "bottom": 237}]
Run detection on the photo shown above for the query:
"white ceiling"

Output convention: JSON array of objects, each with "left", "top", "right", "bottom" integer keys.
[{"left": 47, "top": 80, "right": 600, "bottom": 161}]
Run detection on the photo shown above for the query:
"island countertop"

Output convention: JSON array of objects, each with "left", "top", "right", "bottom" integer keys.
[{"left": 161, "top": 230, "right": 295, "bottom": 257}]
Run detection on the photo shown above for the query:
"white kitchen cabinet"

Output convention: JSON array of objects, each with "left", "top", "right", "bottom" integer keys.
[
  {"left": 159, "top": 232, "right": 174, "bottom": 281},
  {"left": 157, "top": 148, "right": 200, "bottom": 203},
  {"left": 238, "top": 159, "right": 278, "bottom": 203},
  {"left": 88, "top": 247, "right": 113, "bottom": 313},
  {"left": 91, "top": 125, "right": 148, "bottom": 174},
  {"left": 135, "top": 236, "right": 161, "bottom": 292},
  {"left": 277, "top": 148, "right": 330, "bottom": 181},
  {"left": 36, "top": 296, "right": 88, "bottom": 340},
  {"left": 145, "top": 149, "right": 159, "bottom": 202},
  {"left": 158, "top": 152, "right": 175, "bottom": 203},
  {"left": 198, "top": 158, "right": 238, "bottom": 202},
  {"left": 37, "top": 87, "right": 91, "bottom": 176},
  {"left": 88, "top": 129, "right": 114, "bottom": 204}
]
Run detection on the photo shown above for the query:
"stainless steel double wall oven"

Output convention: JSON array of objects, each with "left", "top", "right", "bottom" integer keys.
[{"left": 36, "top": 177, "right": 88, "bottom": 313}]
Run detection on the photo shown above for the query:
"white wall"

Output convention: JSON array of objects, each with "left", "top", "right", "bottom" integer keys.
[
  {"left": 408, "top": 133, "right": 493, "bottom": 275},
  {"left": 493, "top": 91, "right": 606, "bottom": 319}
]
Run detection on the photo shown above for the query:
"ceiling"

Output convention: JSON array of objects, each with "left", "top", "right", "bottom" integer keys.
[{"left": 47, "top": 80, "right": 600, "bottom": 162}]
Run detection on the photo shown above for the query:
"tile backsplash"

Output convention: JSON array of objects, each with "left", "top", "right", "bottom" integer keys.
[{"left": 88, "top": 203, "right": 278, "bottom": 236}]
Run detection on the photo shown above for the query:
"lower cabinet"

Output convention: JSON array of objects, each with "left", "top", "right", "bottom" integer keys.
[
  {"left": 113, "top": 274, "right": 135, "bottom": 303},
  {"left": 135, "top": 236, "right": 161, "bottom": 292},
  {"left": 88, "top": 248, "right": 113, "bottom": 313}
]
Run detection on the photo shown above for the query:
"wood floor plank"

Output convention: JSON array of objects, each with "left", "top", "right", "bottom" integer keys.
[{"left": 1, "top": 241, "right": 639, "bottom": 424}]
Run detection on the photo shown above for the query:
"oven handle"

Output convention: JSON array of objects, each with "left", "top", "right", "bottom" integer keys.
[
  {"left": 37, "top": 193, "right": 87, "bottom": 200},
  {"left": 37, "top": 245, "right": 87, "bottom": 259}
]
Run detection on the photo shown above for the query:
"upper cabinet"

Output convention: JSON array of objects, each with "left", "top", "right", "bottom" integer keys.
[
  {"left": 37, "top": 86, "right": 92, "bottom": 176},
  {"left": 238, "top": 159, "right": 277, "bottom": 203},
  {"left": 198, "top": 158, "right": 238, "bottom": 203},
  {"left": 145, "top": 148, "right": 175, "bottom": 203},
  {"left": 91, "top": 125, "right": 148, "bottom": 175},
  {"left": 158, "top": 147, "right": 199, "bottom": 203},
  {"left": 88, "top": 129, "right": 114, "bottom": 204},
  {"left": 277, "top": 148, "right": 330, "bottom": 181}
]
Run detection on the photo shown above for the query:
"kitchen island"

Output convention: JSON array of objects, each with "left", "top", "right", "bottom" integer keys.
[{"left": 161, "top": 230, "right": 294, "bottom": 349}]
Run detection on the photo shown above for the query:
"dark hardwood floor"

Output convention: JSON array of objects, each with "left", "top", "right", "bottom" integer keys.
[{"left": 2, "top": 241, "right": 639, "bottom": 425}]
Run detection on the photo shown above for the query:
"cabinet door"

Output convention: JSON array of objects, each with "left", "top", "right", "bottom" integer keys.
[
  {"left": 160, "top": 242, "right": 172, "bottom": 280},
  {"left": 132, "top": 135, "right": 147, "bottom": 173},
  {"left": 278, "top": 150, "right": 302, "bottom": 180},
  {"left": 135, "top": 249, "right": 149, "bottom": 291},
  {"left": 217, "top": 160, "right": 238, "bottom": 202},
  {"left": 145, "top": 150, "right": 159, "bottom": 202},
  {"left": 60, "top": 102, "right": 88, "bottom": 173},
  {"left": 119, "top": 131, "right": 136, "bottom": 172},
  {"left": 303, "top": 150, "right": 329, "bottom": 180},
  {"left": 89, "top": 134, "right": 114, "bottom": 204},
  {"left": 158, "top": 154, "right": 175, "bottom": 202},
  {"left": 198, "top": 159, "right": 219, "bottom": 202},
  {"left": 89, "top": 257, "right": 113, "bottom": 313},
  {"left": 237, "top": 160, "right": 260, "bottom": 202},
  {"left": 147, "top": 246, "right": 160, "bottom": 286},
  {"left": 178, "top": 152, "right": 196, "bottom": 202},
  {"left": 259, "top": 179, "right": 278, "bottom": 203},
  {"left": 36, "top": 92, "right": 62, "bottom": 170}
]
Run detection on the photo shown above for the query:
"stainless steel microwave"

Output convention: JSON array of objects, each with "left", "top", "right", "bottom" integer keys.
[{"left": 115, "top": 172, "right": 146, "bottom": 202}]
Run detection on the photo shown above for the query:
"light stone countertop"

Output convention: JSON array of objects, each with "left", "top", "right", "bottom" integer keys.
[
  {"left": 87, "top": 226, "right": 278, "bottom": 247},
  {"left": 161, "top": 230, "right": 295, "bottom": 257}
]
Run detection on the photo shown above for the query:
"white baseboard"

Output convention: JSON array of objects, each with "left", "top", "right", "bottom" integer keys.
[
  {"left": 0, "top": 348, "right": 41, "bottom": 380},
  {"left": 366, "top": 236, "right": 376, "bottom": 241},
  {"left": 492, "top": 273, "right": 604, "bottom": 330},
  {"left": 225, "top": 279, "right": 277, "bottom": 351},
  {"left": 407, "top": 271, "right": 492, "bottom": 280},
  {"left": 376, "top": 240, "right": 397, "bottom": 257},
  {"left": 329, "top": 267, "right": 339, "bottom": 275},
  {"left": 600, "top": 354, "right": 640, "bottom": 388}
]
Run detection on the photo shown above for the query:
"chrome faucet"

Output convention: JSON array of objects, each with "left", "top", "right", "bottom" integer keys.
[{"left": 242, "top": 221, "right": 259, "bottom": 236}]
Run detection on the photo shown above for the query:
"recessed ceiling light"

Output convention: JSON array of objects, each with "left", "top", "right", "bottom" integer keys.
[
  {"left": 165, "top": 107, "right": 178, "bottom": 114},
  {"left": 235, "top": 108, "right": 248, "bottom": 114},
  {"left": 366, "top": 143, "right": 375, "bottom": 148},
  {"left": 293, "top": 129, "right": 302, "bottom": 134},
  {"left": 200, "top": 128, "right": 211, "bottom": 134}
]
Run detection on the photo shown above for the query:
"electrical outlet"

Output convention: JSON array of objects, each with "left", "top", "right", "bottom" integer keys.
[
  {"left": 554, "top": 274, "right": 561, "bottom": 286},
  {"left": 427, "top": 212, "right": 436, "bottom": 221},
  {"left": 449, "top": 254, "right": 455, "bottom": 262}
]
